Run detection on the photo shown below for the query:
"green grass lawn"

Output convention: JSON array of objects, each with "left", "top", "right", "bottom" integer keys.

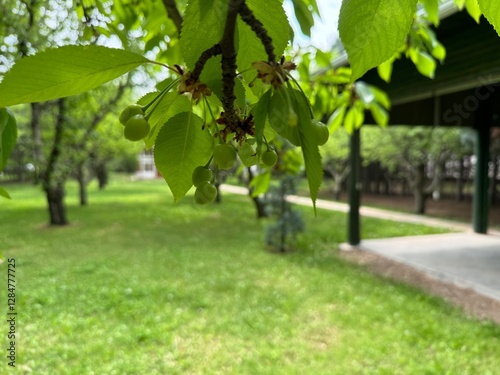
[{"left": 1, "top": 177, "right": 499, "bottom": 374}]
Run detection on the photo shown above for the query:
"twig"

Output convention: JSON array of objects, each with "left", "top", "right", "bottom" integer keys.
[
  {"left": 162, "top": 0, "right": 183, "bottom": 34},
  {"left": 191, "top": 44, "right": 222, "bottom": 82},
  {"left": 220, "top": 0, "right": 244, "bottom": 127},
  {"left": 238, "top": 1, "right": 276, "bottom": 63}
]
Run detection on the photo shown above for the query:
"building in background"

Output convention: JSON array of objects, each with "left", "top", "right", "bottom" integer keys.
[{"left": 136, "top": 150, "right": 158, "bottom": 179}]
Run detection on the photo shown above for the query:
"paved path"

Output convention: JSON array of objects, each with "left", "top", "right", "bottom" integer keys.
[
  {"left": 356, "top": 233, "right": 500, "bottom": 301},
  {"left": 220, "top": 184, "right": 500, "bottom": 301},
  {"left": 220, "top": 184, "right": 478, "bottom": 232}
]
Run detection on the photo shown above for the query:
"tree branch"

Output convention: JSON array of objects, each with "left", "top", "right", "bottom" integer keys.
[
  {"left": 220, "top": 0, "right": 244, "bottom": 127},
  {"left": 191, "top": 44, "right": 222, "bottom": 82},
  {"left": 162, "top": 0, "right": 183, "bottom": 34},
  {"left": 238, "top": 1, "right": 276, "bottom": 63}
]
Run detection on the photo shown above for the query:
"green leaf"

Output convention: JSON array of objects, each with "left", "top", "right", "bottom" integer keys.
[
  {"left": 419, "top": 26, "right": 446, "bottom": 62},
  {"left": 478, "top": 0, "right": 500, "bottom": 36},
  {"left": 0, "top": 108, "right": 18, "bottom": 171},
  {"left": 292, "top": 0, "right": 315, "bottom": 37},
  {"left": 180, "top": 0, "right": 226, "bottom": 70},
  {"left": 344, "top": 107, "right": 356, "bottom": 134},
  {"left": 142, "top": 92, "right": 191, "bottom": 150},
  {"left": 154, "top": 112, "right": 214, "bottom": 202},
  {"left": 315, "top": 50, "right": 333, "bottom": 68},
  {"left": 369, "top": 85, "right": 391, "bottom": 109},
  {"left": 353, "top": 102, "right": 365, "bottom": 129},
  {"left": 180, "top": 0, "right": 227, "bottom": 70},
  {"left": 249, "top": 169, "right": 271, "bottom": 197},
  {"left": 343, "top": 104, "right": 364, "bottom": 133},
  {"left": 251, "top": 89, "right": 271, "bottom": 152},
  {"left": 0, "top": 186, "right": 11, "bottom": 199},
  {"left": 0, "top": 46, "right": 150, "bottom": 106},
  {"left": 415, "top": 50, "right": 436, "bottom": 78},
  {"left": 338, "top": 0, "right": 418, "bottom": 81},
  {"left": 269, "top": 88, "right": 301, "bottom": 146},
  {"left": 431, "top": 43, "right": 446, "bottom": 62},
  {"left": 465, "top": 0, "right": 482, "bottom": 23},
  {"left": 290, "top": 89, "right": 322, "bottom": 211},
  {"left": 202, "top": 58, "right": 246, "bottom": 110},
  {"left": 369, "top": 102, "right": 389, "bottom": 127},
  {"left": 327, "top": 105, "right": 347, "bottom": 132},
  {"left": 420, "top": 0, "right": 439, "bottom": 25},
  {"left": 377, "top": 56, "right": 395, "bottom": 83}
]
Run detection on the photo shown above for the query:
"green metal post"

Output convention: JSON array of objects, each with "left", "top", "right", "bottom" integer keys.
[
  {"left": 348, "top": 129, "right": 361, "bottom": 245},
  {"left": 473, "top": 126, "right": 490, "bottom": 233}
]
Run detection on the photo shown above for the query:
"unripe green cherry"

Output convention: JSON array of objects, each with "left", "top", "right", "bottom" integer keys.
[
  {"left": 124, "top": 115, "right": 150, "bottom": 141},
  {"left": 261, "top": 149, "right": 278, "bottom": 167},
  {"left": 238, "top": 141, "right": 259, "bottom": 167},
  {"left": 119, "top": 104, "right": 144, "bottom": 125},
  {"left": 192, "top": 166, "right": 212, "bottom": 187},
  {"left": 311, "top": 119, "right": 329, "bottom": 146},
  {"left": 214, "top": 143, "right": 237, "bottom": 170},
  {"left": 194, "top": 181, "right": 217, "bottom": 205}
]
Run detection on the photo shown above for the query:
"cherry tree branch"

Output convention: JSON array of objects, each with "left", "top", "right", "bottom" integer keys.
[
  {"left": 220, "top": 0, "right": 244, "bottom": 127},
  {"left": 238, "top": 2, "right": 276, "bottom": 63},
  {"left": 162, "top": 0, "right": 183, "bottom": 34},
  {"left": 191, "top": 43, "right": 222, "bottom": 82}
]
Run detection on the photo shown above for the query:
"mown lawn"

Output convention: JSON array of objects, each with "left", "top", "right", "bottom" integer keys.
[{"left": 1, "top": 177, "right": 499, "bottom": 374}]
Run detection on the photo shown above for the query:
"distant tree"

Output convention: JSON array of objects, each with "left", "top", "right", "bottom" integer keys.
[{"left": 362, "top": 126, "right": 465, "bottom": 214}]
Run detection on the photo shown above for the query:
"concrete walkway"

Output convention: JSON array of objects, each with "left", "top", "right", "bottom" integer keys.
[
  {"left": 355, "top": 233, "right": 500, "bottom": 301},
  {"left": 220, "top": 184, "right": 500, "bottom": 301}
]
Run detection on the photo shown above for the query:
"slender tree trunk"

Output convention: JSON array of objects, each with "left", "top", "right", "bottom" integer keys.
[
  {"left": 374, "top": 162, "right": 381, "bottom": 194},
  {"left": 214, "top": 181, "right": 222, "bottom": 203},
  {"left": 95, "top": 162, "right": 108, "bottom": 190},
  {"left": 414, "top": 163, "right": 427, "bottom": 214},
  {"left": 45, "top": 183, "right": 68, "bottom": 225},
  {"left": 247, "top": 167, "right": 268, "bottom": 218},
  {"left": 333, "top": 171, "right": 343, "bottom": 201},
  {"left": 42, "top": 99, "right": 69, "bottom": 225},
  {"left": 432, "top": 159, "right": 446, "bottom": 201},
  {"left": 76, "top": 163, "right": 88, "bottom": 206},
  {"left": 383, "top": 173, "right": 390, "bottom": 195},
  {"left": 456, "top": 157, "right": 465, "bottom": 201}
]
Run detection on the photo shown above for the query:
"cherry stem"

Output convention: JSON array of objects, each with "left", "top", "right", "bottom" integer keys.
[{"left": 143, "top": 78, "right": 180, "bottom": 118}]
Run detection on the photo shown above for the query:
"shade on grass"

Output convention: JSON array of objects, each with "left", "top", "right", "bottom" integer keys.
[{"left": 1, "top": 178, "right": 499, "bottom": 374}]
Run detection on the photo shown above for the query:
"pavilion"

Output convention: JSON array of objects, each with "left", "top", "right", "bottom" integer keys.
[{"left": 335, "top": 2, "right": 500, "bottom": 245}]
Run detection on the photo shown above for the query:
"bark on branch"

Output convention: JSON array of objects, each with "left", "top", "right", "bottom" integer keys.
[{"left": 162, "top": 0, "right": 183, "bottom": 34}]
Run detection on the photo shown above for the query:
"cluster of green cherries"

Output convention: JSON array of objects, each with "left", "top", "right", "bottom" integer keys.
[
  {"left": 119, "top": 104, "right": 150, "bottom": 141},
  {"left": 118, "top": 103, "right": 328, "bottom": 206},
  {"left": 192, "top": 141, "right": 278, "bottom": 205}
]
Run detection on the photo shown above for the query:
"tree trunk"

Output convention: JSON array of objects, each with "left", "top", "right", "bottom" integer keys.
[
  {"left": 456, "top": 157, "right": 465, "bottom": 201},
  {"left": 42, "top": 99, "right": 69, "bottom": 225},
  {"left": 432, "top": 158, "right": 446, "bottom": 201},
  {"left": 414, "top": 163, "right": 427, "bottom": 214},
  {"left": 96, "top": 162, "right": 108, "bottom": 190},
  {"left": 333, "top": 171, "right": 343, "bottom": 201},
  {"left": 45, "top": 183, "right": 68, "bottom": 225},
  {"left": 247, "top": 167, "right": 268, "bottom": 218},
  {"left": 76, "top": 163, "right": 88, "bottom": 206},
  {"left": 214, "top": 182, "right": 222, "bottom": 203}
]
